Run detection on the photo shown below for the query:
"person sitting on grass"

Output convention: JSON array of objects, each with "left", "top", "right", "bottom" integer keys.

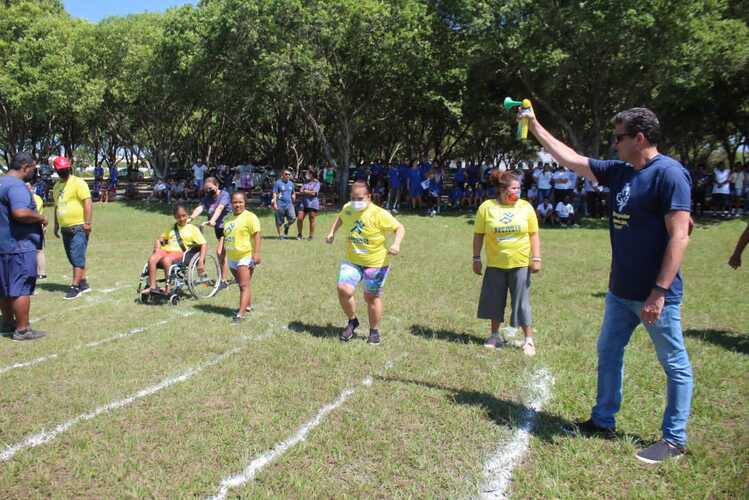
[
  {"left": 555, "top": 196, "right": 575, "bottom": 227},
  {"left": 222, "top": 191, "right": 261, "bottom": 324},
  {"left": 142, "top": 204, "right": 206, "bottom": 295},
  {"left": 536, "top": 199, "right": 555, "bottom": 226},
  {"left": 325, "top": 181, "right": 405, "bottom": 345}
]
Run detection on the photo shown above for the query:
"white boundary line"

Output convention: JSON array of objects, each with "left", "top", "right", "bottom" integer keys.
[
  {"left": 208, "top": 357, "right": 403, "bottom": 500},
  {"left": 479, "top": 367, "right": 554, "bottom": 500},
  {"left": 0, "top": 312, "right": 193, "bottom": 377},
  {"left": 0, "top": 332, "right": 271, "bottom": 464}
]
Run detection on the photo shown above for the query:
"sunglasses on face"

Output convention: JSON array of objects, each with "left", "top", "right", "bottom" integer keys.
[{"left": 614, "top": 133, "right": 635, "bottom": 144}]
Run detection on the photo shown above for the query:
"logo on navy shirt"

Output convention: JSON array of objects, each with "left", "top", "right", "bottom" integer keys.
[{"left": 615, "top": 183, "right": 631, "bottom": 212}]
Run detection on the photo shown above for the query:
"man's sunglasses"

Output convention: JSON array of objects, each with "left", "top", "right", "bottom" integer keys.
[{"left": 613, "top": 133, "right": 636, "bottom": 143}]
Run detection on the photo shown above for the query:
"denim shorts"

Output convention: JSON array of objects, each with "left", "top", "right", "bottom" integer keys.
[
  {"left": 275, "top": 205, "right": 296, "bottom": 225},
  {"left": 62, "top": 225, "right": 89, "bottom": 268},
  {"left": 0, "top": 252, "right": 37, "bottom": 297}
]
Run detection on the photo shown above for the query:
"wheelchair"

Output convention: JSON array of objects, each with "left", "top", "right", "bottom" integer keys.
[{"left": 137, "top": 246, "right": 221, "bottom": 305}]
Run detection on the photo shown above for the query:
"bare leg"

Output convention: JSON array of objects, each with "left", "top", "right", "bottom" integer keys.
[
  {"left": 296, "top": 211, "right": 306, "bottom": 237},
  {"left": 215, "top": 237, "right": 228, "bottom": 282},
  {"left": 491, "top": 319, "right": 501, "bottom": 334},
  {"left": 337, "top": 283, "right": 356, "bottom": 319},
  {"left": 233, "top": 265, "right": 252, "bottom": 316},
  {"left": 309, "top": 212, "right": 317, "bottom": 238},
  {"left": 364, "top": 293, "right": 384, "bottom": 330},
  {"left": 11, "top": 296, "right": 31, "bottom": 331},
  {"left": 147, "top": 253, "right": 161, "bottom": 290},
  {"left": 72, "top": 267, "right": 85, "bottom": 286}
]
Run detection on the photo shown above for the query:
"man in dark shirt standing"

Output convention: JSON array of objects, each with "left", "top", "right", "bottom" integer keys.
[
  {"left": 0, "top": 152, "right": 48, "bottom": 341},
  {"left": 523, "top": 107, "right": 693, "bottom": 464}
]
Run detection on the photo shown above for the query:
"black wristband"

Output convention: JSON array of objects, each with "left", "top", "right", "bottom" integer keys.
[{"left": 653, "top": 284, "right": 669, "bottom": 294}]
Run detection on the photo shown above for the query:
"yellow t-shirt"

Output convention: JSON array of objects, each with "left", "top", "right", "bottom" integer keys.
[
  {"left": 474, "top": 199, "right": 538, "bottom": 269},
  {"left": 159, "top": 223, "right": 207, "bottom": 253},
  {"left": 338, "top": 202, "right": 400, "bottom": 267},
  {"left": 223, "top": 210, "right": 261, "bottom": 261},
  {"left": 53, "top": 176, "right": 91, "bottom": 228},
  {"left": 33, "top": 194, "right": 44, "bottom": 213}
]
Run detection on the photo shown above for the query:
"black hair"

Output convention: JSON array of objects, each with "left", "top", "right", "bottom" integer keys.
[
  {"left": 173, "top": 203, "right": 188, "bottom": 215},
  {"left": 612, "top": 107, "right": 661, "bottom": 145},
  {"left": 351, "top": 181, "right": 371, "bottom": 194},
  {"left": 10, "top": 152, "right": 35, "bottom": 170}
]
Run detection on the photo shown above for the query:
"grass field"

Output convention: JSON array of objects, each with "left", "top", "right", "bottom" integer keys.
[{"left": 0, "top": 201, "right": 747, "bottom": 498}]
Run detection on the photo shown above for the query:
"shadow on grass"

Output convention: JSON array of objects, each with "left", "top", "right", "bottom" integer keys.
[
  {"left": 35, "top": 282, "right": 71, "bottom": 293},
  {"left": 409, "top": 324, "right": 485, "bottom": 345},
  {"left": 193, "top": 303, "right": 236, "bottom": 318},
  {"left": 287, "top": 321, "right": 341, "bottom": 338},
  {"left": 590, "top": 292, "right": 607, "bottom": 298},
  {"left": 379, "top": 376, "right": 647, "bottom": 445},
  {"left": 684, "top": 328, "right": 748, "bottom": 355}
]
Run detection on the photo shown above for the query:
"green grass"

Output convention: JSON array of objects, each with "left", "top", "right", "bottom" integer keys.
[{"left": 0, "top": 202, "right": 746, "bottom": 498}]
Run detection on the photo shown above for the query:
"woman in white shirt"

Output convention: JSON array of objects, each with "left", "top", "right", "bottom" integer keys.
[{"left": 712, "top": 165, "right": 731, "bottom": 216}]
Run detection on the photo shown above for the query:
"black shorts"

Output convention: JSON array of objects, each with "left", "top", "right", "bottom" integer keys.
[{"left": 214, "top": 226, "right": 224, "bottom": 239}]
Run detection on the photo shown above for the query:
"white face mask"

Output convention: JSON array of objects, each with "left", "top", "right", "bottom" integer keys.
[{"left": 350, "top": 200, "right": 368, "bottom": 211}]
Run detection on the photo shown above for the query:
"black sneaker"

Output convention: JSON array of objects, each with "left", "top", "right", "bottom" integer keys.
[
  {"left": 296, "top": 234, "right": 303, "bottom": 241},
  {"left": 283, "top": 223, "right": 290, "bottom": 236},
  {"left": 218, "top": 281, "right": 230, "bottom": 291},
  {"left": 635, "top": 440, "right": 686, "bottom": 464},
  {"left": 367, "top": 330, "right": 381, "bottom": 345},
  {"left": 340, "top": 318, "right": 359, "bottom": 342},
  {"left": 12, "top": 328, "right": 47, "bottom": 341},
  {"left": 231, "top": 314, "right": 245, "bottom": 325},
  {"left": 37, "top": 274, "right": 47, "bottom": 280},
  {"left": 78, "top": 280, "right": 91, "bottom": 294},
  {"left": 571, "top": 418, "right": 616, "bottom": 439},
  {"left": 64, "top": 285, "right": 83, "bottom": 300}
]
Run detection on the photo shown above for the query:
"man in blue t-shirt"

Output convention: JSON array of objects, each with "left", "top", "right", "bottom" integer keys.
[
  {"left": 1, "top": 152, "right": 48, "bottom": 341},
  {"left": 272, "top": 169, "right": 296, "bottom": 239},
  {"left": 386, "top": 161, "right": 402, "bottom": 212},
  {"left": 523, "top": 106, "right": 693, "bottom": 465}
]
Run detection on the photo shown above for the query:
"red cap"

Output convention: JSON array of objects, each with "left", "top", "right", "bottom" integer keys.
[{"left": 53, "top": 156, "right": 71, "bottom": 170}]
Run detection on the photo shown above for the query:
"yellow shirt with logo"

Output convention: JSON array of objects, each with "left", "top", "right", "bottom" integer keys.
[
  {"left": 159, "top": 223, "right": 207, "bottom": 253},
  {"left": 33, "top": 194, "right": 44, "bottom": 213},
  {"left": 474, "top": 199, "right": 538, "bottom": 269},
  {"left": 338, "top": 202, "right": 400, "bottom": 268},
  {"left": 53, "top": 176, "right": 91, "bottom": 228},
  {"left": 223, "top": 210, "right": 261, "bottom": 261}
]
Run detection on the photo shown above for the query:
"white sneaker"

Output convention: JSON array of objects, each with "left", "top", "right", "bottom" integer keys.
[{"left": 522, "top": 339, "right": 536, "bottom": 357}]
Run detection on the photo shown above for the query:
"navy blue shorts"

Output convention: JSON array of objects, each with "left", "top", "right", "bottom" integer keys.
[
  {"left": 62, "top": 225, "right": 89, "bottom": 268},
  {"left": 0, "top": 252, "right": 37, "bottom": 298}
]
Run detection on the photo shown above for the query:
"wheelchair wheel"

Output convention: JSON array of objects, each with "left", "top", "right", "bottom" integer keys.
[
  {"left": 169, "top": 294, "right": 180, "bottom": 306},
  {"left": 187, "top": 253, "right": 221, "bottom": 299}
]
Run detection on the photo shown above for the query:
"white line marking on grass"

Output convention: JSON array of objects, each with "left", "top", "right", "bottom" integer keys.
[
  {"left": 0, "top": 313, "right": 194, "bottom": 377},
  {"left": 479, "top": 367, "right": 554, "bottom": 500},
  {"left": 208, "top": 355, "right": 404, "bottom": 500},
  {"left": 0, "top": 334, "right": 271, "bottom": 464}
]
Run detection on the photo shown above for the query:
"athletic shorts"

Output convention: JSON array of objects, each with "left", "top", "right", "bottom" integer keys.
[
  {"left": 337, "top": 261, "right": 390, "bottom": 297},
  {"left": 61, "top": 225, "right": 89, "bottom": 268},
  {"left": 153, "top": 249, "right": 184, "bottom": 262},
  {"left": 229, "top": 256, "right": 255, "bottom": 270},
  {"left": 0, "top": 252, "right": 37, "bottom": 298},
  {"left": 214, "top": 226, "right": 224, "bottom": 240}
]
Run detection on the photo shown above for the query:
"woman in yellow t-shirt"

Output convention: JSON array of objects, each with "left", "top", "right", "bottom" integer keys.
[
  {"left": 473, "top": 170, "right": 541, "bottom": 356},
  {"left": 325, "top": 181, "right": 405, "bottom": 345},
  {"left": 222, "top": 191, "right": 261, "bottom": 323},
  {"left": 144, "top": 204, "right": 207, "bottom": 294}
]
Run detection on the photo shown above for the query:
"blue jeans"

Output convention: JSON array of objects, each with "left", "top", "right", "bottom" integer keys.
[
  {"left": 591, "top": 292, "right": 693, "bottom": 447},
  {"left": 61, "top": 225, "right": 89, "bottom": 268}
]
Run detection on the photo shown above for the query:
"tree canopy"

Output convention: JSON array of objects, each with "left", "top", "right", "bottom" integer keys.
[{"left": 1, "top": 0, "right": 746, "bottom": 181}]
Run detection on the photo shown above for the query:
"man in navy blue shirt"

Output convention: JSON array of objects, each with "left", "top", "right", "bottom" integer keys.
[
  {"left": 1, "top": 152, "right": 48, "bottom": 341},
  {"left": 524, "top": 107, "right": 693, "bottom": 464}
]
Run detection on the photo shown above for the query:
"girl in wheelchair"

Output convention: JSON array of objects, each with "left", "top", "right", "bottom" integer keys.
[
  {"left": 223, "top": 191, "right": 261, "bottom": 323},
  {"left": 142, "top": 204, "right": 207, "bottom": 295}
]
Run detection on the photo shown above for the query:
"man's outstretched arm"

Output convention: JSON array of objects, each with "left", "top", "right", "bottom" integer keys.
[{"left": 523, "top": 108, "right": 596, "bottom": 181}]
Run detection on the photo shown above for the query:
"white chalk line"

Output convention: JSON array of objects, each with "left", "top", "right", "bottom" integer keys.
[
  {"left": 208, "top": 354, "right": 405, "bottom": 500},
  {"left": 478, "top": 367, "right": 554, "bottom": 500},
  {"left": 0, "top": 311, "right": 194, "bottom": 377},
  {"left": 0, "top": 331, "right": 273, "bottom": 464}
]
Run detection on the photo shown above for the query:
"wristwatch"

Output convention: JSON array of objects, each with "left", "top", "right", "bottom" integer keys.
[{"left": 653, "top": 284, "right": 668, "bottom": 294}]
